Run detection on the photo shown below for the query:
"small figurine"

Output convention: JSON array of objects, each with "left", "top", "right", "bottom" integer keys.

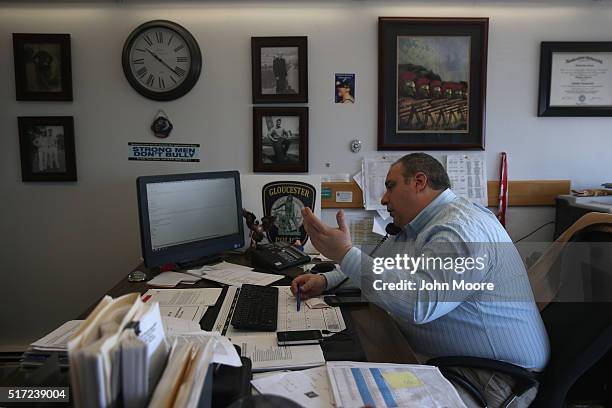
[{"left": 242, "top": 208, "right": 276, "bottom": 249}]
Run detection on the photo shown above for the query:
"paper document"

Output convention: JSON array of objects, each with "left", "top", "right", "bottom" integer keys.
[
  {"left": 251, "top": 366, "right": 333, "bottom": 408},
  {"left": 187, "top": 261, "right": 283, "bottom": 287},
  {"left": 231, "top": 335, "right": 325, "bottom": 371},
  {"left": 168, "top": 332, "right": 242, "bottom": 367},
  {"left": 215, "top": 286, "right": 346, "bottom": 337},
  {"left": 161, "top": 317, "right": 202, "bottom": 335},
  {"left": 327, "top": 361, "right": 467, "bottom": 408},
  {"left": 446, "top": 154, "right": 488, "bottom": 206},
  {"left": 31, "top": 320, "right": 82, "bottom": 351},
  {"left": 143, "top": 288, "right": 222, "bottom": 323},
  {"left": 362, "top": 156, "right": 401, "bottom": 210},
  {"left": 147, "top": 272, "right": 201, "bottom": 288}
]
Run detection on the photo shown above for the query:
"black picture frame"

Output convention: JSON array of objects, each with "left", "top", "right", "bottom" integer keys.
[
  {"left": 18, "top": 116, "right": 77, "bottom": 182},
  {"left": 13, "top": 34, "right": 73, "bottom": 101},
  {"left": 253, "top": 107, "right": 308, "bottom": 173},
  {"left": 378, "top": 17, "right": 488, "bottom": 150},
  {"left": 251, "top": 36, "right": 308, "bottom": 103},
  {"left": 538, "top": 41, "right": 612, "bottom": 117}
]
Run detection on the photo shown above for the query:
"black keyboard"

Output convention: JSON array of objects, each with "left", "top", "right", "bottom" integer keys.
[{"left": 230, "top": 284, "right": 278, "bottom": 331}]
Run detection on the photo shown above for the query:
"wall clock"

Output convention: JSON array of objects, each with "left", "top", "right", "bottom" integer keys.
[{"left": 122, "top": 20, "right": 202, "bottom": 101}]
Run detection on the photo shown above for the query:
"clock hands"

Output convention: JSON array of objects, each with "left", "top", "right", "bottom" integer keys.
[{"left": 145, "top": 48, "right": 181, "bottom": 77}]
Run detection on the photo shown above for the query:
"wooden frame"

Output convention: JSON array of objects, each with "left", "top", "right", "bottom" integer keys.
[
  {"left": 13, "top": 33, "right": 73, "bottom": 101},
  {"left": 253, "top": 107, "right": 308, "bottom": 173},
  {"left": 251, "top": 36, "right": 308, "bottom": 103},
  {"left": 538, "top": 42, "right": 612, "bottom": 117},
  {"left": 18, "top": 116, "right": 77, "bottom": 182},
  {"left": 378, "top": 17, "right": 488, "bottom": 150}
]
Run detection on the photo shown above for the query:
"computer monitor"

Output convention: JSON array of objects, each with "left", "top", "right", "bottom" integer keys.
[{"left": 136, "top": 171, "right": 244, "bottom": 268}]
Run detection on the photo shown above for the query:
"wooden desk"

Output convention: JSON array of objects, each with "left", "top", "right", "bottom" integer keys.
[{"left": 81, "top": 255, "right": 418, "bottom": 365}]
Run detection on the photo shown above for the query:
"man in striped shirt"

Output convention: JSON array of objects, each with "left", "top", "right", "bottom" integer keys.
[{"left": 291, "top": 153, "right": 549, "bottom": 407}]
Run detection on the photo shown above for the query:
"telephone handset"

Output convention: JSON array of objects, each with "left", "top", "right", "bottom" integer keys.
[{"left": 385, "top": 222, "right": 401, "bottom": 236}]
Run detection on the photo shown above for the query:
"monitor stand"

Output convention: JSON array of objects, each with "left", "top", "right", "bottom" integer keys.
[{"left": 176, "top": 254, "right": 223, "bottom": 270}]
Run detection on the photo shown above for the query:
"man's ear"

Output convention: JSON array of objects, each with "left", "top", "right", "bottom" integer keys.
[{"left": 413, "top": 172, "right": 428, "bottom": 192}]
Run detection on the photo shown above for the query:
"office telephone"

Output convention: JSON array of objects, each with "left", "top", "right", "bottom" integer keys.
[{"left": 251, "top": 241, "right": 311, "bottom": 271}]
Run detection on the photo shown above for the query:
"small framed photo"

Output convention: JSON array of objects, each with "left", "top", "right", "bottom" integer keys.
[
  {"left": 538, "top": 41, "right": 612, "bottom": 117},
  {"left": 253, "top": 107, "right": 308, "bottom": 173},
  {"left": 18, "top": 116, "right": 77, "bottom": 182},
  {"left": 335, "top": 73, "right": 355, "bottom": 104},
  {"left": 251, "top": 36, "right": 308, "bottom": 103},
  {"left": 13, "top": 33, "right": 73, "bottom": 101}
]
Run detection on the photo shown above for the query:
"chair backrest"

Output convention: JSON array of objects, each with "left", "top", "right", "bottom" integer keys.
[{"left": 532, "top": 225, "right": 612, "bottom": 407}]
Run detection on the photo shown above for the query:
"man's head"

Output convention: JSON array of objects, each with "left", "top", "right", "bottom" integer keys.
[
  {"left": 275, "top": 118, "right": 282, "bottom": 127},
  {"left": 336, "top": 80, "right": 351, "bottom": 98},
  {"left": 381, "top": 153, "right": 451, "bottom": 227}
]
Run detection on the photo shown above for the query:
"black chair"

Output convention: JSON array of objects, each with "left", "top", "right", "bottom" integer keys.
[{"left": 429, "top": 224, "right": 612, "bottom": 408}]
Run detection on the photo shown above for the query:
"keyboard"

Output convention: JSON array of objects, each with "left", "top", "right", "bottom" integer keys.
[{"left": 230, "top": 284, "right": 278, "bottom": 331}]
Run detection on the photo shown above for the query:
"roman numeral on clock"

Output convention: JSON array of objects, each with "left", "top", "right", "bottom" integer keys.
[
  {"left": 132, "top": 58, "right": 144, "bottom": 65},
  {"left": 176, "top": 56, "right": 188, "bottom": 63},
  {"left": 174, "top": 66, "right": 186, "bottom": 77},
  {"left": 144, "top": 35, "right": 153, "bottom": 46},
  {"left": 136, "top": 67, "right": 148, "bottom": 78},
  {"left": 156, "top": 31, "right": 163, "bottom": 43},
  {"left": 174, "top": 44, "right": 185, "bottom": 53},
  {"left": 146, "top": 74, "right": 155, "bottom": 86},
  {"left": 158, "top": 77, "right": 165, "bottom": 89}
]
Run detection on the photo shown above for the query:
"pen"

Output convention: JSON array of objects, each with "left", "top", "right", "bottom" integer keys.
[{"left": 297, "top": 283, "right": 301, "bottom": 312}]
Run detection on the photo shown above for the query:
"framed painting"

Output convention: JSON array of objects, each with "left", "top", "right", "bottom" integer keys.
[
  {"left": 253, "top": 107, "right": 308, "bottom": 173},
  {"left": 18, "top": 116, "right": 77, "bottom": 182},
  {"left": 251, "top": 36, "right": 308, "bottom": 103},
  {"left": 538, "top": 41, "right": 612, "bottom": 117},
  {"left": 13, "top": 33, "right": 73, "bottom": 101},
  {"left": 378, "top": 17, "right": 488, "bottom": 150}
]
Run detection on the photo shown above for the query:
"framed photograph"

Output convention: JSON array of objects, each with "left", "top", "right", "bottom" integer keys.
[
  {"left": 13, "top": 34, "right": 73, "bottom": 101},
  {"left": 378, "top": 17, "right": 488, "bottom": 150},
  {"left": 18, "top": 116, "right": 77, "bottom": 182},
  {"left": 253, "top": 107, "right": 308, "bottom": 173},
  {"left": 251, "top": 36, "right": 308, "bottom": 103},
  {"left": 538, "top": 42, "right": 612, "bottom": 117}
]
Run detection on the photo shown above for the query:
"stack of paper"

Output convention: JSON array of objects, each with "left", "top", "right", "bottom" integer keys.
[
  {"left": 186, "top": 261, "right": 283, "bottom": 287},
  {"left": 251, "top": 366, "right": 333, "bottom": 408},
  {"left": 31, "top": 320, "right": 82, "bottom": 351},
  {"left": 230, "top": 335, "right": 324, "bottom": 372},
  {"left": 147, "top": 272, "right": 202, "bottom": 288},
  {"left": 142, "top": 288, "right": 222, "bottom": 322},
  {"left": 327, "top": 361, "right": 467, "bottom": 408}
]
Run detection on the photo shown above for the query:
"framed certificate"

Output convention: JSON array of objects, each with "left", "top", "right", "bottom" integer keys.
[{"left": 538, "top": 42, "right": 612, "bottom": 116}]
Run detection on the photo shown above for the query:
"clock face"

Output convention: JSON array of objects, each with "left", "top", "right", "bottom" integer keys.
[{"left": 123, "top": 20, "right": 202, "bottom": 101}]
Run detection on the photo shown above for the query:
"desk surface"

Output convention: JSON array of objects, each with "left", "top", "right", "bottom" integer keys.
[{"left": 80, "top": 254, "right": 418, "bottom": 365}]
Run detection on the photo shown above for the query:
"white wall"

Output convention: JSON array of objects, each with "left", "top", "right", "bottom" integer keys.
[{"left": 1, "top": 0, "right": 611, "bottom": 349}]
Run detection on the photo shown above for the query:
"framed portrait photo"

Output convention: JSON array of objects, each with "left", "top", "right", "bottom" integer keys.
[
  {"left": 18, "top": 116, "right": 77, "bottom": 182},
  {"left": 13, "top": 34, "right": 73, "bottom": 101},
  {"left": 251, "top": 36, "right": 308, "bottom": 103},
  {"left": 538, "top": 42, "right": 612, "bottom": 117},
  {"left": 253, "top": 107, "right": 308, "bottom": 173},
  {"left": 378, "top": 17, "right": 488, "bottom": 150}
]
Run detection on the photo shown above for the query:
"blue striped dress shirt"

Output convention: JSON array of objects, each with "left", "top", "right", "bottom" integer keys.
[{"left": 324, "top": 189, "right": 550, "bottom": 371}]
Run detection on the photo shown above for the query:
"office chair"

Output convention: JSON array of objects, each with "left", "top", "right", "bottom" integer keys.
[{"left": 429, "top": 219, "right": 612, "bottom": 408}]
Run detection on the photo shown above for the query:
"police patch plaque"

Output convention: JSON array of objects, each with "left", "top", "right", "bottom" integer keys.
[{"left": 262, "top": 181, "right": 316, "bottom": 244}]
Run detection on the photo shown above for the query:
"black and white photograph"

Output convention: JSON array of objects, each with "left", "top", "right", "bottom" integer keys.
[
  {"left": 251, "top": 36, "right": 308, "bottom": 103},
  {"left": 18, "top": 116, "right": 77, "bottom": 181},
  {"left": 13, "top": 34, "right": 73, "bottom": 101},
  {"left": 253, "top": 107, "right": 308, "bottom": 172},
  {"left": 261, "top": 47, "right": 299, "bottom": 95}
]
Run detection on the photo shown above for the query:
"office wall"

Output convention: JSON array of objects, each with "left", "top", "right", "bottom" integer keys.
[{"left": 1, "top": 0, "right": 611, "bottom": 349}]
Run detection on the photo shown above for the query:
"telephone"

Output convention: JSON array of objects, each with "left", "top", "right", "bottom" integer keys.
[{"left": 251, "top": 241, "right": 311, "bottom": 271}]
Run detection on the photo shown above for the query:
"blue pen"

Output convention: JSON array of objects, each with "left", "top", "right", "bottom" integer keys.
[{"left": 297, "top": 283, "right": 301, "bottom": 312}]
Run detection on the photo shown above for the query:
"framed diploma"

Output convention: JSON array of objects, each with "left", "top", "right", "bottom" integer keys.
[{"left": 538, "top": 42, "right": 612, "bottom": 116}]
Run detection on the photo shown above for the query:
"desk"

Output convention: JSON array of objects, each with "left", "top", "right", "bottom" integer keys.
[{"left": 80, "top": 254, "right": 418, "bottom": 365}]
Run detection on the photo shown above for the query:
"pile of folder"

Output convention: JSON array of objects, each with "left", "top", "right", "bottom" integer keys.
[{"left": 67, "top": 293, "right": 241, "bottom": 408}]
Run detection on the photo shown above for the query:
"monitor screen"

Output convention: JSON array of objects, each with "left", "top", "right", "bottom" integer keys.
[{"left": 137, "top": 171, "right": 244, "bottom": 268}]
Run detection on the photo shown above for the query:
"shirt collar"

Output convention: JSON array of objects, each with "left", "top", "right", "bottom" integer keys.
[{"left": 405, "top": 189, "right": 456, "bottom": 236}]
